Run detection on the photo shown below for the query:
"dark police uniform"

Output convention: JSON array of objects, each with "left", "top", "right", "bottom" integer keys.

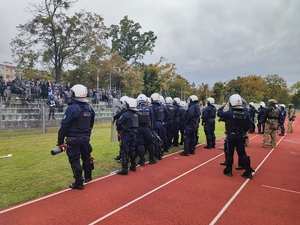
[
  {"left": 172, "top": 101, "right": 181, "bottom": 146},
  {"left": 116, "top": 109, "right": 139, "bottom": 175},
  {"left": 151, "top": 101, "right": 169, "bottom": 160},
  {"left": 202, "top": 103, "right": 216, "bottom": 149},
  {"left": 279, "top": 106, "right": 287, "bottom": 136},
  {"left": 58, "top": 99, "right": 95, "bottom": 189},
  {"left": 217, "top": 105, "right": 254, "bottom": 178},
  {"left": 136, "top": 102, "right": 156, "bottom": 165},
  {"left": 181, "top": 100, "right": 201, "bottom": 156},
  {"left": 257, "top": 105, "right": 266, "bottom": 134}
]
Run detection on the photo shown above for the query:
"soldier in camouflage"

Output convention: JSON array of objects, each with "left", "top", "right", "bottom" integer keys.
[{"left": 262, "top": 99, "right": 280, "bottom": 148}]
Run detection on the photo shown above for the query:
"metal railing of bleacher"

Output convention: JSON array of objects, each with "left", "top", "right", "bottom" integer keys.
[{"left": 0, "top": 97, "right": 113, "bottom": 133}]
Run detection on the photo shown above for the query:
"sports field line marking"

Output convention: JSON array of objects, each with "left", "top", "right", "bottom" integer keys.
[
  {"left": 0, "top": 172, "right": 116, "bottom": 215},
  {"left": 262, "top": 185, "right": 300, "bottom": 194},
  {"left": 209, "top": 134, "right": 285, "bottom": 225},
  {"left": 0, "top": 139, "right": 222, "bottom": 215},
  {"left": 88, "top": 153, "right": 224, "bottom": 225}
]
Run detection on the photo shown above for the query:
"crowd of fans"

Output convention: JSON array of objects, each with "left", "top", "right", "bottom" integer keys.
[{"left": 0, "top": 76, "right": 117, "bottom": 110}]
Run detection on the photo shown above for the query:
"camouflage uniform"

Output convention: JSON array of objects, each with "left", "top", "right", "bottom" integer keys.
[
  {"left": 287, "top": 104, "right": 296, "bottom": 133},
  {"left": 262, "top": 99, "right": 280, "bottom": 148}
]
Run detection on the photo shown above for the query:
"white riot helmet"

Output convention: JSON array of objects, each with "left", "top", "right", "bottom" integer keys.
[
  {"left": 151, "top": 93, "right": 161, "bottom": 103},
  {"left": 207, "top": 97, "right": 215, "bottom": 104},
  {"left": 249, "top": 102, "right": 255, "bottom": 108},
  {"left": 173, "top": 97, "right": 181, "bottom": 105},
  {"left": 259, "top": 101, "right": 266, "bottom": 108},
  {"left": 280, "top": 104, "right": 285, "bottom": 109},
  {"left": 70, "top": 84, "right": 88, "bottom": 102},
  {"left": 229, "top": 94, "right": 243, "bottom": 108},
  {"left": 160, "top": 96, "right": 165, "bottom": 104},
  {"left": 119, "top": 96, "right": 129, "bottom": 105},
  {"left": 137, "top": 94, "right": 148, "bottom": 104},
  {"left": 125, "top": 98, "right": 138, "bottom": 111},
  {"left": 180, "top": 101, "right": 186, "bottom": 108},
  {"left": 188, "top": 95, "right": 198, "bottom": 103},
  {"left": 165, "top": 97, "right": 173, "bottom": 105}
]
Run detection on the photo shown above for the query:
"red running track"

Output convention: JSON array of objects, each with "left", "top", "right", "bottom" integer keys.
[{"left": 1, "top": 118, "right": 300, "bottom": 225}]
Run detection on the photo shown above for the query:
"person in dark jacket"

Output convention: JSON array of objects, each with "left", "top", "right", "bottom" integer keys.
[
  {"left": 202, "top": 97, "right": 216, "bottom": 149},
  {"left": 57, "top": 84, "right": 95, "bottom": 190},
  {"left": 279, "top": 104, "right": 287, "bottom": 136},
  {"left": 217, "top": 94, "right": 255, "bottom": 179},
  {"left": 257, "top": 102, "right": 266, "bottom": 134},
  {"left": 180, "top": 95, "right": 201, "bottom": 156},
  {"left": 116, "top": 98, "right": 139, "bottom": 175}
]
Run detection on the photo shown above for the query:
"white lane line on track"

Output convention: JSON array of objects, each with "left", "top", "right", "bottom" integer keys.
[
  {"left": 88, "top": 153, "right": 224, "bottom": 225},
  {"left": 262, "top": 185, "right": 300, "bottom": 194},
  {"left": 0, "top": 173, "right": 116, "bottom": 215},
  {"left": 209, "top": 134, "right": 285, "bottom": 225},
  {"left": 0, "top": 139, "right": 220, "bottom": 215}
]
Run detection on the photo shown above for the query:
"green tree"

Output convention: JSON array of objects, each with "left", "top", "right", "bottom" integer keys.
[
  {"left": 240, "top": 75, "right": 267, "bottom": 102},
  {"left": 212, "top": 81, "right": 225, "bottom": 104},
  {"left": 10, "top": 0, "right": 107, "bottom": 82},
  {"left": 108, "top": 15, "right": 157, "bottom": 62},
  {"left": 139, "top": 58, "right": 176, "bottom": 97},
  {"left": 264, "top": 74, "right": 288, "bottom": 102}
]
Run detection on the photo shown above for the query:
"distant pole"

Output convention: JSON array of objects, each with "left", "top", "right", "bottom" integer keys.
[
  {"left": 109, "top": 72, "right": 112, "bottom": 92},
  {"left": 96, "top": 69, "right": 100, "bottom": 90}
]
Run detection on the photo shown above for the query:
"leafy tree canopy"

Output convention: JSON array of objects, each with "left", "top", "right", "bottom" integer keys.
[{"left": 108, "top": 15, "right": 157, "bottom": 62}]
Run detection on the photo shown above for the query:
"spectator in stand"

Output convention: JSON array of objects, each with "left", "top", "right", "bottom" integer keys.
[
  {"left": 47, "top": 95, "right": 56, "bottom": 120},
  {"left": 47, "top": 86, "right": 53, "bottom": 101},
  {"left": 3, "top": 86, "right": 12, "bottom": 107},
  {"left": 56, "top": 95, "right": 64, "bottom": 113},
  {"left": 94, "top": 90, "right": 100, "bottom": 104}
]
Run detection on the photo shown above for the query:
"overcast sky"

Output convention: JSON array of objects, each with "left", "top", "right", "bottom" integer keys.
[{"left": 1, "top": 0, "right": 299, "bottom": 87}]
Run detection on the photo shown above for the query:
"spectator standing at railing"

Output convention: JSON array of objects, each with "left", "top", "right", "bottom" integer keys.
[
  {"left": 41, "top": 81, "right": 48, "bottom": 99},
  {"left": 47, "top": 95, "right": 56, "bottom": 120},
  {"left": 3, "top": 86, "right": 12, "bottom": 107},
  {"left": 56, "top": 95, "right": 64, "bottom": 113}
]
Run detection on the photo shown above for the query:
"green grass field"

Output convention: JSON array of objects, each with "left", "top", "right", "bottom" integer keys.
[{"left": 0, "top": 121, "right": 225, "bottom": 209}]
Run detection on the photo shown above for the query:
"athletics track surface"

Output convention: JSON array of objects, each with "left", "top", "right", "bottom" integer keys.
[{"left": 1, "top": 118, "right": 299, "bottom": 225}]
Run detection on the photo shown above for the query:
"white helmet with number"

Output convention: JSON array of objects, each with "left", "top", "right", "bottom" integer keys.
[
  {"left": 207, "top": 97, "right": 215, "bottom": 104},
  {"left": 119, "top": 96, "right": 129, "bottom": 105},
  {"left": 188, "top": 95, "right": 198, "bottom": 103},
  {"left": 151, "top": 93, "right": 161, "bottom": 103},
  {"left": 137, "top": 94, "right": 148, "bottom": 104},
  {"left": 173, "top": 97, "right": 181, "bottom": 105},
  {"left": 165, "top": 97, "right": 173, "bottom": 105},
  {"left": 229, "top": 94, "right": 243, "bottom": 108},
  {"left": 70, "top": 84, "right": 88, "bottom": 102}
]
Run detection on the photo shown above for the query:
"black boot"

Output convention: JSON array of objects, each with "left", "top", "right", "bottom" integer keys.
[{"left": 117, "top": 153, "right": 129, "bottom": 175}]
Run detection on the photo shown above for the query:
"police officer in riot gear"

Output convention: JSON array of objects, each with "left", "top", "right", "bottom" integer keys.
[
  {"left": 257, "top": 102, "right": 266, "bottom": 134},
  {"left": 217, "top": 94, "right": 255, "bottom": 179},
  {"left": 202, "top": 97, "right": 216, "bottom": 149},
  {"left": 179, "top": 101, "right": 187, "bottom": 145},
  {"left": 262, "top": 99, "right": 280, "bottom": 148},
  {"left": 279, "top": 104, "right": 287, "bottom": 136},
  {"left": 57, "top": 84, "right": 95, "bottom": 190},
  {"left": 113, "top": 96, "right": 129, "bottom": 161},
  {"left": 180, "top": 95, "right": 201, "bottom": 156},
  {"left": 172, "top": 97, "right": 181, "bottom": 147},
  {"left": 248, "top": 102, "right": 258, "bottom": 134},
  {"left": 136, "top": 94, "right": 157, "bottom": 165},
  {"left": 165, "top": 96, "right": 174, "bottom": 149},
  {"left": 116, "top": 98, "right": 139, "bottom": 175},
  {"left": 150, "top": 93, "right": 169, "bottom": 160}
]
